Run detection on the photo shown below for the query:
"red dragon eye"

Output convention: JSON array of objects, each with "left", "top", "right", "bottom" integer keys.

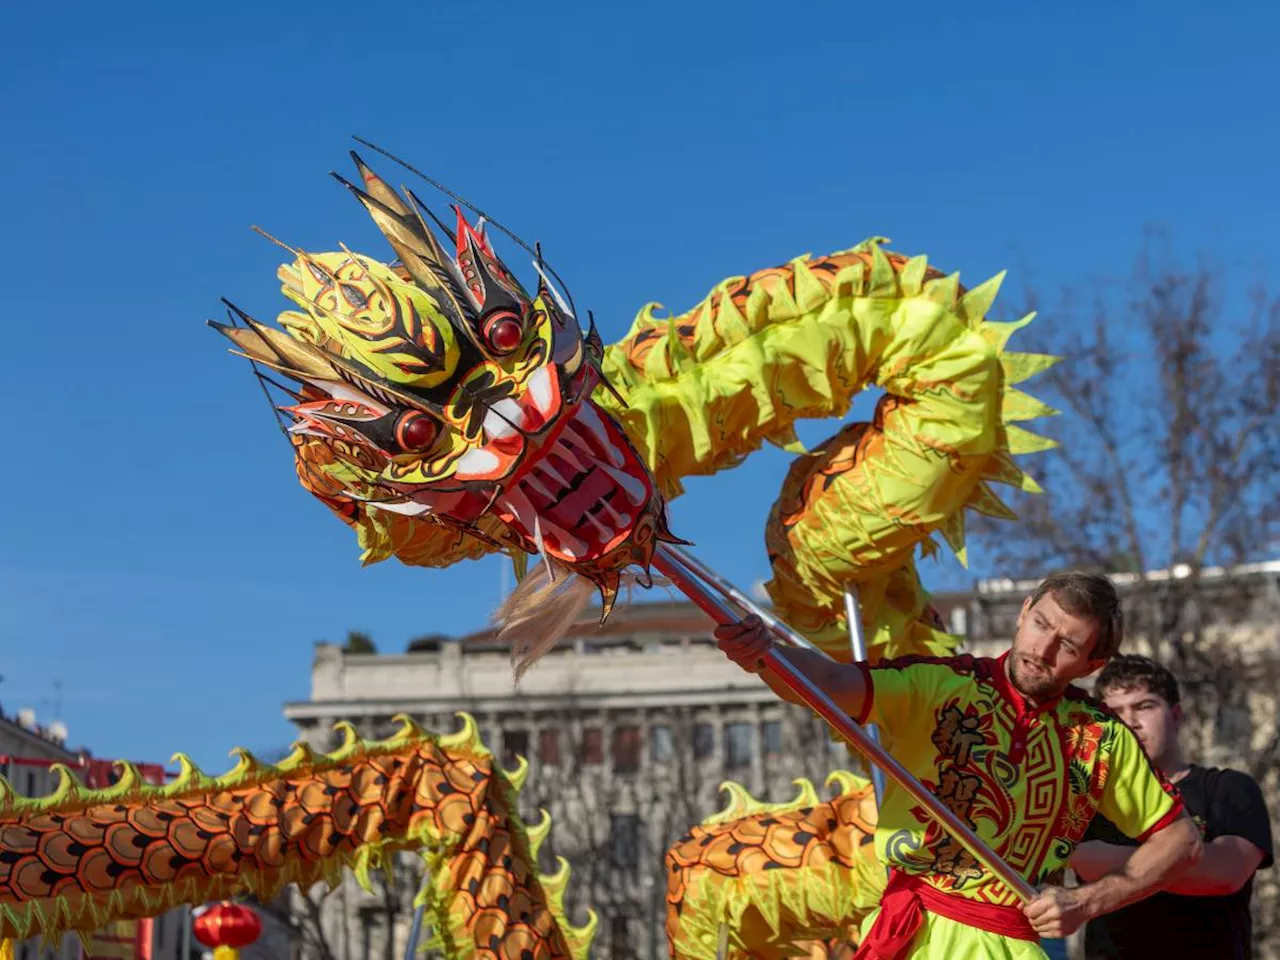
[
  {"left": 483, "top": 310, "right": 524, "bottom": 355},
  {"left": 396, "top": 413, "right": 439, "bottom": 452}
]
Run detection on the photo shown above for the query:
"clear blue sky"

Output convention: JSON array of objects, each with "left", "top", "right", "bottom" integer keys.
[{"left": 1, "top": 0, "right": 1276, "bottom": 774}]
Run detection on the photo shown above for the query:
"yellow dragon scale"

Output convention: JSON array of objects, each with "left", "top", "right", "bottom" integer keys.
[{"left": 0, "top": 715, "right": 594, "bottom": 960}]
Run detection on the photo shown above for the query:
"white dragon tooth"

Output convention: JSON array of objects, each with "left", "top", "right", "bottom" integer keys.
[
  {"left": 500, "top": 486, "right": 539, "bottom": 530},
  {"left": 553, "top": 439, "right": 588, "bottom": 476},
  {"left": 532, "top": 513, "right": 545, "bottom": 552},
  {"left": 537, "top": 460, "right": 570, "bottom": 490},
  {"left": 542, "top": 518, "right": 586, "bottom": 559},
  {"left": 520, "top": 473, "right": 556, "bottom": 502},
  {"left": 455, "top": 447, "right": 501, "bottom": 477},
  {"left": 573, "top": 402, "right": 624, "bottom": 467},
  {"left": 528, "top": 366, "right": 555, "bottom": 416},
  {"left": 597, "top": 496, "right": 628, "bottom": 527},
  {"left": 583, "top": 510, "right": 613, "bottom": 539},
  {"left": 483, "top": 398, "right": 523, "bottom": 440},
  {"left": 602, "top": 462, "right": 647, "bottom": 506}
]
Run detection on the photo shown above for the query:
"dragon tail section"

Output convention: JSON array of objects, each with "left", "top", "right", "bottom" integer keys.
[{"left": 0, "top": 715, "right": 593, "bottom": 960}]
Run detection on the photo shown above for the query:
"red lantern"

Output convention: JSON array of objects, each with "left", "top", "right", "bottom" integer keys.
[{"left": 193, "top": 902, "right": 262, "bottom": 960}]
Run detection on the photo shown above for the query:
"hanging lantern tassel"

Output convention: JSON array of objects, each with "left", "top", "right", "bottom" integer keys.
[{"left": 193, "top": 901, "right": 262, "bottom": 960}]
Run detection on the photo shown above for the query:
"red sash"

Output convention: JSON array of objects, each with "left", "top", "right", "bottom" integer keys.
[{"left": 852, "top": 870, "right": 1038, "bottom": 959}]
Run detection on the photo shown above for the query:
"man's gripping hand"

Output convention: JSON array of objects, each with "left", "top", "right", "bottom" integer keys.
[
  {"left": 714, "top": 615, "right": 773, "bottom": 674},
  {"left": 1022, "top": 885, "right": 1090, "bottom": 938}
]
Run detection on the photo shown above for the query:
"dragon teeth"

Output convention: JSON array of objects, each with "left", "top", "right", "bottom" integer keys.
[
  {"left": 541, "top": 518, "right": 587, "bottom": 558},
  {"left": 521, "top": 472, "right": 556, "bottom": 502},
  {"left": 500, "top": 487, "right": 539, "bottom": 531},
  {"left": 537, "top": 460, "right": 570, "bottom": 490},
  {"left": 602, "top": 462, "right": 647, "bottom": 506},
  {"left": 554, "top": 439, "right": 588, "bottom": 476},
  {"left": 573, "top": 403, "right": 624, "bottom": 467},
  {"left": 597, "top": 495, "right": 628, "bottom": 526}
]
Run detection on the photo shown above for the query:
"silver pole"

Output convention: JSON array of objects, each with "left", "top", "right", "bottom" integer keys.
[
  {"left": 843, "top": 587, "right": 887, "bottom": 807},
  {"left": 181, "top": 904, "right": 193, "bottom": 960},
  {"left": 664, "top": 545, "right": 824, "bottom": 655},
  {"left": 402, "top": 866, "right": 433, "bottom": 960}
]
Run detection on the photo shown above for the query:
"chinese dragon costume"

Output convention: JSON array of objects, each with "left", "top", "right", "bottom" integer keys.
[
  {"left": 0, "top": 146, "right": 1056, "bottom": 958},
  {"left": 0, "top": 716, "right": 595, "bottom": 960}
]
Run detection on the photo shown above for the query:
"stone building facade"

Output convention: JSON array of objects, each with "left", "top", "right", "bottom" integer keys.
[{"left": 282, "top": 563, "right": 1279, "bottom": 960}]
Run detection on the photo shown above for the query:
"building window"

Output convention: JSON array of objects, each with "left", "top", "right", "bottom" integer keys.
[
  {"left": 693, "top": 723, "right": 715, "bottom": 760},
  {"left": 650, "top": 724, "right": 674, "bottom": 764},
  {"left": 763, "top": 720, "right": 784, "bottom": 758},
  {"left": 581, "top": 727, "right": 604, "bottom": 765},
  {"left": 503, "top": 729, "right": 529, "bottom": 768},
  {"left": 613, "top": 726, "right": 641, "bottom": 774},
  {"left": 610, "top": 814, "right": 640, "bottom": 869},
  {"left": 539, "top": 728, "right": 561, "bottom": 766},
  {"left": 610, "top": 915, "right": 635, "bottom": 959},
  {"left": 724, "top": 723, "right": 753, "bottom": 770}
]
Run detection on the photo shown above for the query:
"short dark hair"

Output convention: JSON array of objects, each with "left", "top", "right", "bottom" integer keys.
[
  {"left": 1028, "top": 571, "right": 1124, "bottom": 660},
  {"left": 1095, "top": 654, "right": 1181, "bottom": 707}
]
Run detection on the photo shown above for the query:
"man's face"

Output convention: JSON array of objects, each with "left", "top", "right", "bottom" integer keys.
[
  {"left": 1099, "top": 684, "right": 1181, "bottom": 768},
  {"left": 1008, "top": 592, "right": 1107, "bottom": 701}
]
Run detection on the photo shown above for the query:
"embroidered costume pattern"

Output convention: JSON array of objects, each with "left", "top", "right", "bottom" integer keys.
[{"left": 858, "top": 653, "right": 1183, "bottom": 907}]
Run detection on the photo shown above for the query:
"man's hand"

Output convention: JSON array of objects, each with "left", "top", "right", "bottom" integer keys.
[
  {"left": 714, "top": 615, "right": 868, "bottom": 715},
  {"left": 1022, "top": 886, "right": 1091, "bottom": 938},
  {"left": 714, "top": 615, "right": 773, "bottom": 674}
]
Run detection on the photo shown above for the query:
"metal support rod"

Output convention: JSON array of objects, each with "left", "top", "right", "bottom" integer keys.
[
  {"left": 653, "top": 545, "right": 1037, "bottom": 902},
  {"left": 664, "top": 545, "right": 823, "bottom": 654},
  {"left": 181, "top": 904, "right": 192, "bottom": 960},
  {"left": 403, "top": 866, "right": 432, "bottom": 960},
  {"left": 843, "top": 587, "right": 887, "bottom": 807}
]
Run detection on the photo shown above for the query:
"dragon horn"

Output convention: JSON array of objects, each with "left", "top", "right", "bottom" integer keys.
[
  {"left": 348, "top": 150, "right": 412, "bottom": 217},
  {"left": 330, "top": 171, "right": 476, "bottom": 328}
]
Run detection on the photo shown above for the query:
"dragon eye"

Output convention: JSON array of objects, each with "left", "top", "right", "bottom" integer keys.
[
  {"left": 482, "top": 310, "right": 524, "bottom": 355},
  {"left": 395, "top": 412, "right": 439, "bottom": 452}
]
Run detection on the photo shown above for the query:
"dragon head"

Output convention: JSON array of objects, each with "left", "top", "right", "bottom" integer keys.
[{"left": 214, "top": 152, "right": 672, "bottom": 614}]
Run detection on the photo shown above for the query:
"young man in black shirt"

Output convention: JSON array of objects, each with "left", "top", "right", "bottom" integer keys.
[{"left": 1072, "top": 655, "right": 1274, "bottom": 959}]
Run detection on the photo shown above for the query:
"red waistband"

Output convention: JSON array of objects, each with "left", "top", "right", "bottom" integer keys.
[{"left": 852, "top": 870, "right": 1037, "bottom": 960}]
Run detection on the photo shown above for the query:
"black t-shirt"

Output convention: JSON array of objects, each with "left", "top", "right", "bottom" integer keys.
[{"left": 1083, "top": 765, "right": 1274, "bottom": 960}]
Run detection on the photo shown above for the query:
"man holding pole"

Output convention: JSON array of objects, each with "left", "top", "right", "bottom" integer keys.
[{"left": 715, "top": 571, "right": 1202, "bottom": 959}]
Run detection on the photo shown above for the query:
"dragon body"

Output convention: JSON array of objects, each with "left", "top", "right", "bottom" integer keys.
[
  {"left": 666, "top": 771, "right": 884, "bottom": 960},
  {"left": 0, "top": 716, "right": 594, "bottom": 959},
  {"left": 1, "top": 149, "right": 1055, "bottom": 957}
]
